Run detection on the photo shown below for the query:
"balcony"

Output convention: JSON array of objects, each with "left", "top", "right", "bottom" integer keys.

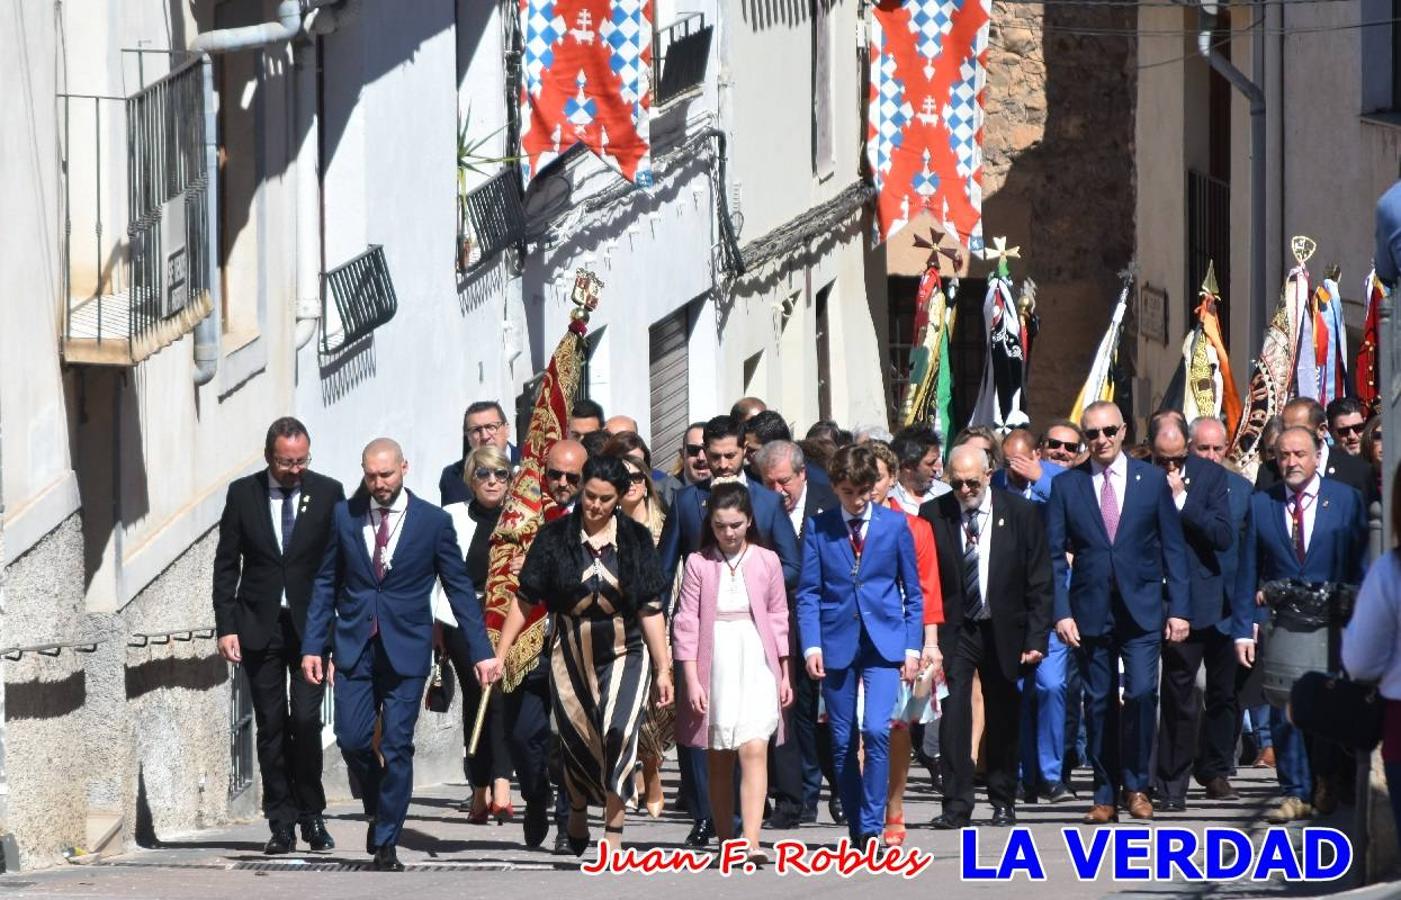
[
  {"left": 59, "top": 54, "right": 216, "bottom": 366},
  {"left": 653, "top": 13, "right": 713, "bottom": 106}
]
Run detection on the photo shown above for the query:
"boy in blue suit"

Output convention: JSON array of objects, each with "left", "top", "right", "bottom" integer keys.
[{"left": 796, "top": 445, "right": 923, "bottom": 846}]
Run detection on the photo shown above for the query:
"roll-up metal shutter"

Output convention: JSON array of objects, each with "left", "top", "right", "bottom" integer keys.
[{"left": 649, "top": 307, "right": 690, "bottom": 465}]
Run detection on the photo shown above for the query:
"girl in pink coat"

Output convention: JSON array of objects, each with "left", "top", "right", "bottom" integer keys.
[{"left": 673, "top": 482, "right": 793, "bottom": 863}]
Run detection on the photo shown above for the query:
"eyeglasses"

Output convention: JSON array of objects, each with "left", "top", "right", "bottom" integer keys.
[
  {"left": 1334, "top": 423, "right": 1366, "bottom": 438},
  {"left": 467, "top": 421, "right": 507, "bottom": 437},
  {"left": 1083, "top": 425, "right": 1122, "bottom": 441},
  {"left": 1041, "top": 438, "right": 1080, "bottom": 452},
  {"left": 1153, "top": 454, "right": 1189, "bottom": 469},
  {"left": 627, "top": 471, "right": 647, "bottom": 485},
  {"left": 949, "top": 478, "right": 983, "bottom": 491},
  {"left": 546, "top": 468, "right": 582, "bottom": 486},
  {"left": 272, "top": 455, "right": 312, "bottom": 469},
  {"left": 685, "top": 444, "right": 706, "bottom": 457},
  {"left": 473, "top": 467, "right": 510, "bottom": 482}
]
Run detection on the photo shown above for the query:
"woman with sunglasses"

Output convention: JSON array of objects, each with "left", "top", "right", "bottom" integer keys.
[
  {"left": 604, "top": 431, "right": 674, "bottom": 816},
  {"left": 434, "top": 444, "right": 515, "bottom": 824}
]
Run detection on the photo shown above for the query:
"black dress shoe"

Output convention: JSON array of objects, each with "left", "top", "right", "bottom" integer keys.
[
  {"left": 684, "top": 818, "right": 715, "bottom": 848},
  {"left": 264, "top": 826, "right": 295, "bottom": 855},
  {"left": 1154, "top": 797, "right": 1186, "bottom": 813},
  {"left": 1016, "top": 784, "right": 1038, "bottom": 805},
  {"left": 300, "top": 817, "right": 335, "bottom": 852},
  {"left": 828, "top": 797, "right": 847, "bottom": 826},
  {"left": 523, "top": 799, "right": 550, "bottom": 848},
  {"left": 553, "top": 829, "right": 573, "bottom": 855},
  {"left": 800, "top": 805, "right": 819, "bottom": 824},
  {"left": 767, "top": 804, "right": 803, "bottom": 829},
  {"left": 366, "top": 820, "right": 378, "bottom": 855},
  {"left": 929, "top": 812, "right": 970, "bottom": 830},
  {"left": 856, "top": 833, "right": 880, "bottom": 849},
  {"left": 1042, "top": 782, "right": 1075, "bottom": 804},
  {"left": 372, "top": 844, "right": 404, "bottom": 872},
  {"left": 990, "top": 805, "right": 1016, "bottom": 827}
]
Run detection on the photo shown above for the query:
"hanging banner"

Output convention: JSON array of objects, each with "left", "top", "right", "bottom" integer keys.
[
  {"left": 519, "top": 0, "right": 654, "bottom": 188},
  {"left": 866, "top": 0, "right": 990, "bottom": 250},
  {"left": 1357, "top": 269, "right": 1384, "bottom": 416}
]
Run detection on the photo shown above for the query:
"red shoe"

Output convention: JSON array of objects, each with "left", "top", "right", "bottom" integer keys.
[
  {"left": 491, "top": 801, "right": 515, "bottom": 825},
  {"left": 465, "top": 802, "right": 490, "bottom": 825},
  {"left": 882, "top": 813, "right": 906, "bottom": 847}
]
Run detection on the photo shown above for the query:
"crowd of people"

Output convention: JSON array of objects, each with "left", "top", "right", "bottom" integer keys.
[{"left": 212, "top": 389, "right": 1388, "bottom": 871}]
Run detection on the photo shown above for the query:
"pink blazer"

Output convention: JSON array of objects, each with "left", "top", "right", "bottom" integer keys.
[{"left": 672, "top": 544, "right": 789, "bottom": 748}]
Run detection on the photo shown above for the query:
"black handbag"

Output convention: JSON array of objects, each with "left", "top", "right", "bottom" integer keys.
[
  {"left": 425, "top": 650, "right": 456, "bottom": 713},
  {"left": 1288, "top": 670, "right": 1383, "bottom": 751}
]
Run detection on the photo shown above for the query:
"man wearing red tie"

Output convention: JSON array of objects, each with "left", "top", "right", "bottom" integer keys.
[{"left": 301, "top": 438, "right": 502, "bottom": 870}]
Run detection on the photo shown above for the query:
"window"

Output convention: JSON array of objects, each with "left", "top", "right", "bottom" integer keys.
[
  {"left": 1186, "top": 170, "right": 1231, "bottom": 345},
  {"left": 649, "top": 307, "right": 691, "bottom": 463},
  {"left": 812, "top": 0, "right": 835, "bottom": 178},
  {"left": 1361, "top": 0, "right": 1401, "bottom": 113}
]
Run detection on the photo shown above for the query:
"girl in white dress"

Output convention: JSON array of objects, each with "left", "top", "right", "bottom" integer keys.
[{"left": 674, "top": 483, "right": 792, "bottom": 862}]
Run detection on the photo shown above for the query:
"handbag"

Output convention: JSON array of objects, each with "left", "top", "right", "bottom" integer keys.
[
  {"left": 425, "top": 649, "right": 456, "bottom": 713},
  {"left": 1288, "top": 670, "right": 1383, "bottom": 751}
]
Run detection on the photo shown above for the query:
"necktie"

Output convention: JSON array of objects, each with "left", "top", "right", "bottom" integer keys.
[
  {"left": 847, "top": 517, "right": 865, "bottom": 557},
  {"left": 1100, "top": 469, "right": 1120, "bottom": 543},
  {"left": 963, "top": 510, "right": 985, "bottom": 621},
  {"left": 1291, "top": 490, "right": 1307, "bottom": 563},
  {"left": 374, "top": 508, "right": 393, "bottom": 580},
  {"left": 279, "top": 487, "right": 296, "bottom": 555}
]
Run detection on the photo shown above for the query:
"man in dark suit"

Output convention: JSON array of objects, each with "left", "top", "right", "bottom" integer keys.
[
  {"left": 213, "top": 417, "right": 346, "bottom": 855},
  {"left": 1253, "top": 397, "right": 1377, "bottom": 508},
  {"left": 301, "top": 438, "right": 501, "bottom": 871},
  {"left": 1234, "top": 425, "right": 1367, "bottom": 824},
  {"left": 1146, "top": 413, "right": 1236, "bottom": 811},
  {"left": 924, "top": 444, "right": 1052, "bottom": 827},
  {"left": 658, "top": 415, "right": 801, "bottom": 846},
  {"left": 1047, "top": 400, "right": 1191, "bottom": 823},
  {"left": 755, "top": 439, "right": 840, "bottom": 827},
  {"left": 440, "top": 400, "right": 520, "bottom": 505}
]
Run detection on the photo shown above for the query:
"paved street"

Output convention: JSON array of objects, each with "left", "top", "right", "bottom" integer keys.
[{"left": 0, "top": 760, "right": 1383, "bottom": 899}]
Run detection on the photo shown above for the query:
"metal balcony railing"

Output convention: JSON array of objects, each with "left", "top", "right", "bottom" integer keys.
[
  {"left": 653, "top": 13, "right": 713, "bottom": 106},
  {"left": 59, "top": 54, "right": 217, "bottom": 366},
  {"left": 321, "top": 245, "right": 399, "bottom": 355},
  {"left": 461, "top": 170, "right": 527, "bottom": 272}
]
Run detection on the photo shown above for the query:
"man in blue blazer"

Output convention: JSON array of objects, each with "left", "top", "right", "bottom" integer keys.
[
  {"left": 1146, "top": 413, "right": 1236, "bottom": 811},
  {"left": 301, "top": 438, "right": 501, "bottom": 871},
  {"left": 1233, "top": 425, "right": 1366, "bottom": 823},
  {"left": 797, "top": 445, "right": 923, "bottom": 847},
  {"left": 1047, "top": 401, "right": 1190, "bottom": 823},
  {"left": 657, "top": 414, "right": 801, "bottom": 847}
]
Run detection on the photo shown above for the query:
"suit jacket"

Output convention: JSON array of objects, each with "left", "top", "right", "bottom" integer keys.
[
  {"left": 795, "top": 504, "right": 923, "bottom": 669},
  {"left": 672, "top": 545, "right": 790, "bottom": 747},
  {"left": 1231, "top": 478, "right": 1367, "bottom": 640},
  {"left": 658, "top": 478, "right": 800, "bottom": 612},
  {"left": 1175, "top": 456, "right": 1235, "bottom": 630},
  {"left": 990, "top": 459, "right": 1065, "bottom": 506},
  {"left": 1255, "top": 447, "right": 1378, "bottom": 508},
  {"left": 1047, "top": 456, "right": 1190, "bottom": 636},
  {"left": 921, "top": 489, "right": 1052, "bottom": 681},
  {"left": 1215, "top": 470, "right": 1254, "bottom": 634},
  {"left": 302, "top": 490, "right": 493, "bottom": 676},
  {"left": 213, "top": 470, "right": 346, "bottom": 650},
  {"left": 800, "top": 481, "right": 839, "bottom": 539},
  {"left": 439, "top": 442, "right": 520, "bottom": 506}
]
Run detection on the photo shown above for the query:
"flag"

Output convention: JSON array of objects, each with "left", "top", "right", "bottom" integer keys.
[
  {"left": 1164, "top": 262, "right": 1241, "bottom": 436},
  {"left": 519, "top": 0, "right": 653, "bottom": 188},
  {"left": 484, "top": 270, "right": 599, "bottom": 691},
  {"left": 1285, "top": 260, "right": 1317, "bottom": 399},
  {"left": 1069, "top": 278, "right": 1131, "bottom": 423},
  {"left": 1228, "top": 266, "right": 1308, "bottom": 479},
  {"left": 1312, "top": 272, "right": 1348, "bottom": 407},
  {"left": 934, "top": 288, "right": 959, "bottom": 443},
  {"left": 865, "top": 0, "right": 990, "bottom": 249},
  {"left": 899, "top": 265, "right": 950, "bottom": 427},
  {"left": 969, "top": 239, "right": 1028, "bottom": 431},
  {"left": 1357, "top": 269, "right": 1384, "bottom": 416}
]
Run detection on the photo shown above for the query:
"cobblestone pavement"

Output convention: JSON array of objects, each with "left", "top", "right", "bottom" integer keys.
[{"left": 0, "top": 762, "right": 1382, "bottom": 899}]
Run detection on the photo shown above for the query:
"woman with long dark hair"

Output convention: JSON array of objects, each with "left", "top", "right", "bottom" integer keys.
[
  {"left": 492, "top": 455, "right": 673, "bottom": 853},
  {"left": 672, "top": 482, "right": 792, "bottom": 863}
]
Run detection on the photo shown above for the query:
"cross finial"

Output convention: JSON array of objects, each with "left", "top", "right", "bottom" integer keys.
[
  {"left": 977, "top": 235, "right": 1020, "bottom": 279},
  {"left": 911, "top": 227, "right": 962, "bottom": 272},
  {"left": 569, "top": 269, "right": 602, "bottom": 324}
]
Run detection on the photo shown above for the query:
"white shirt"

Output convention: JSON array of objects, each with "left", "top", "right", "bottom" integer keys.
[
  {"left": 1282, "top": 473, "right": 1322, "bottom": 555},
  {"left": 961, "top": 490, "right": 993, "bottom": 605},
  {"left": 787, "top": 483, "right": 809, "bottom": 538},
  {"left": 1091, "top": 453, "right": 1128, "bottom": 521},
  {"left": 889, "top": 479, "right": 951, "bottom": 515},
  {"left": 363, "top": 489, "right": 410, "bottom": 574},
  {"left": 267, "top": 472, "right": 300, "bottom": 608}
]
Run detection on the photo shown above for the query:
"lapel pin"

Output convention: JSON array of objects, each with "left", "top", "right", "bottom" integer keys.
[
  {"left": 1323, "top": 499, "right": 1330, "bottom": 508},
  {"left": 997, "top": 518, "right": 1005, "bottom": 527},
  {"left": 1135, "top": 473, "right": 1141, "bottom": 481}
]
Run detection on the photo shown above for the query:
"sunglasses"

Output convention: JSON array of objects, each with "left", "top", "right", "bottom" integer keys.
[
  {"left": 1041, "top": 438, "right": 1080, "bottom": 452},
  {"left": 685, "top": 444, "right": 706, "bottom": 457},
  {"left": 473, "top": 467, "right": 510, "bottom": 482},
  {"left": 627, "top": 471, "right": 647, "bottom": 484},
  {"left": 1153, "top": 454, "right": 1188, "bottom": 469},
  {"left": 546, "top": 468, "right": 582, "bottom": 486},
  {"left": 1334, "top": 423, "right": 1366, "bottom": 437},
  {"left": 949, "top": 478, "right": 983, "bottom": 491},
  {"left": 1083, "top": 425, "right": 1122, "bottom": 441}
]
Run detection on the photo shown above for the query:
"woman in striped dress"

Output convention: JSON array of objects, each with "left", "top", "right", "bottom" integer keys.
[{"left": 494, "top": 454, "right": 674, "bottom": 853}]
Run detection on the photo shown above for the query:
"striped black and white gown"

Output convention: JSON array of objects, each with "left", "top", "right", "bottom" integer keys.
[{"left": 550, "top": 526, "right": 660, "bottom": 807}]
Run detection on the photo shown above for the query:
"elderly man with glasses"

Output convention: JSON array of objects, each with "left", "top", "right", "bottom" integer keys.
[{"left": 440, "top": 401, "right": 521, "bottom": 506}]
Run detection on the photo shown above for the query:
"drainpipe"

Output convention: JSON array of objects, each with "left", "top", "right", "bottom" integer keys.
[
  {"left": 1197, "top": 1, "right": 1266, "bottom": 353},
  {"left": 190, "top": 0, "right": 340, "bottom": 54},
  {"left": 192, "top": 55, "right": 222, "bottom": 386}
]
